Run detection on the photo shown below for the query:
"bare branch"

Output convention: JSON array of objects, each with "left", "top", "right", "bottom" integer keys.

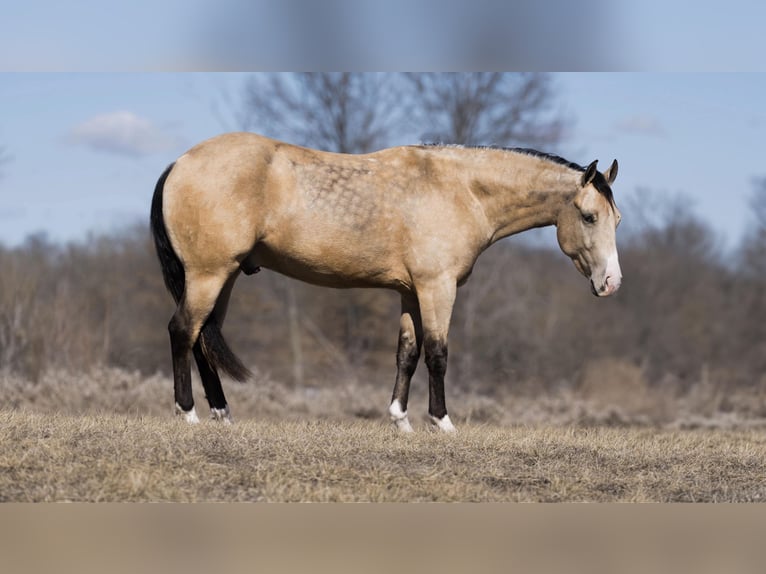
[
  {"left": 404, "top": 73, "right": 567, "bottom": 148},
  {"left": 240, "top": 73, "right": 405, "bottom": 153},
  {"left": 740, "top": 178, "right": 766, "bottom": 278}
]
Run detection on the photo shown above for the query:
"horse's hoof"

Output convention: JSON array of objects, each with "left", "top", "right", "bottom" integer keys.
[
  {"left": 175, "top": 403, "right": 200, "bottom": 424},
  {"left": 389, "top": 400, "right": 414, "bottom": 433},
  {"left": 393, "top": 417, "right": 414, "bottom": 433},
  {"left": 429, "top": 414, "right": 457, "bottom": 433},
  {"left": 210, "top": 406, "right": 233, "bottom": 424}
]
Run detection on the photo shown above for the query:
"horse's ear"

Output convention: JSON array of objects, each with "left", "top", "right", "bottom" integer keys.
[
  {"left": 581, "top": 160, "right": 598, "bottom": 186},
  {"left": 603, "top": 159, "right": 618, "bottom": 186}
]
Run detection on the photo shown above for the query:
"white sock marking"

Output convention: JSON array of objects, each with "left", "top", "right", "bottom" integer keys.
[
  {"left": 175, "top": 403, "right": 200, "bottom": 424},
  {"left": 389, "top": 400, "right": 414, "bottom": 433},
  {"left": 430, "top": 414, "right": 457, "bottom": 433},
  {"left": 394, "top": 417, "right": 414, "bottom": 433},
  {"left": 210, "top": 405, "right": 233, "bottom": 424}
]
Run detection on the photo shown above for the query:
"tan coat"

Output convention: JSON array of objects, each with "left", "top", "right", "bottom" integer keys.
[{"left": 153, "top": 132, "right": 621, "bottom": 431}]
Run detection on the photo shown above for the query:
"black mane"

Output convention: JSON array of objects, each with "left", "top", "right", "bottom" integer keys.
[
  {"left": 421, "top": 143, "right": 614, "bottom": 205},
  {"left": 421, "top": 143, "right": 585, "bottom": 171},
  {"left": 501, "top": 146, "right": 586, "bottom": 173}
]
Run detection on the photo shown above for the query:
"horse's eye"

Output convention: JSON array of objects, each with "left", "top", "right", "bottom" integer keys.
[{"left": 582, "top": 213, "right": 596, "bottom": 224}]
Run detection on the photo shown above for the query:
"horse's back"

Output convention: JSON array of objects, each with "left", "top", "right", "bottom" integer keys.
[{"left": 161, "top": 133, "right": 485, "bottom": 290}]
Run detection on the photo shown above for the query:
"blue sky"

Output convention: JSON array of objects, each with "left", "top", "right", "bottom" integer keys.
[
  {"left": 0, "top": 74, "right": 764, "bottom": 249},
  {"left": 2, "top": 1, "right": 766, "bottom": 71}
]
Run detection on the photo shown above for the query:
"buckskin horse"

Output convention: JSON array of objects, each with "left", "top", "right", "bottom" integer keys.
[{"left": 151, "top": 132, "right": 621, "bottom": 432}]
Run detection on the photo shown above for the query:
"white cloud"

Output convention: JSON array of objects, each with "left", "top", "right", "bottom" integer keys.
[
  {"left": 613, "top": 115, "right": 665, "bottom": 137},
  {"left": 69, "top": 111, "right": 181, "bottom": 157}
]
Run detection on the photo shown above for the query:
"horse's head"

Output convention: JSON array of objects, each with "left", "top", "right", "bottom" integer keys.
[{"left": 556, "top": 159, "right": 622, "bottom": 297}]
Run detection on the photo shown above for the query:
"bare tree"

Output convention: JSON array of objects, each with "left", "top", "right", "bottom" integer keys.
[
  {"left": 735, "top": 179, "right": 766, "bottom": 375},
  {"left": 235, "top": 73, "right": 571, "bottom": 386},
  {"left": 741, "top": 178, "right": 766, "bottom": 278},
  {"left": 239, "top": 73, "right": 407, "bottom": 383},
  {"left": 241, "top": 73, "right": 405, "bottom": 152},
  {"left": 404, "top": 74, "right": 568, "bottom": 383},
  {"left": 404, "top": 72, "right": 566, "bottom": 148}
]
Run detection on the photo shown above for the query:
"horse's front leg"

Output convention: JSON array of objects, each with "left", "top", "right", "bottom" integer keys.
[
  {"left": 416, "top": 278, "right": 457, "bottom": 433},
  {"left": 389, "top": 293, "right": 423, "bottom": 433}
]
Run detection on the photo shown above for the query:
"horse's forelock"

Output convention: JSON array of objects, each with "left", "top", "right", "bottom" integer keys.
[{"left": 590, "top": 171, "right": 616, "bottom": 208}]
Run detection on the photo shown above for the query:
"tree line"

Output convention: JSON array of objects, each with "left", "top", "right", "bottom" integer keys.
[
  {"left": 0, "top": 74, "right": 763, "bottom": 402},
  {"left": 1, "top": 193, "right": 764, "bottom": 396}
]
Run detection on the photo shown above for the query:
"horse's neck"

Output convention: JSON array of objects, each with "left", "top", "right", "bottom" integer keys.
[{"left": 460, "top": 151, "right": 579, "bottom": 243}]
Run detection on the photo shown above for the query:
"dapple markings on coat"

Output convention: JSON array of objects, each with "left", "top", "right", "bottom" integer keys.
[{"left": 151, "top": 132, "right": 622, "bottom": 432}]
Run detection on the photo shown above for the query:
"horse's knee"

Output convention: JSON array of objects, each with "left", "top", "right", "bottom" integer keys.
[{"left": 424, "top": 338, "right": 448, "bottom": 377}]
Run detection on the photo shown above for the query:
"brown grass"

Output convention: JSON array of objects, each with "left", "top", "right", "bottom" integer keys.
[
  {"left": 2, "top": 409, "right": 766, "bottom": 502},
  {"left": 3, "top": 366, "right": 766, "bottom": 502},
  {"left": 4, "top": 365, "right": 766, "bottom": 429}
]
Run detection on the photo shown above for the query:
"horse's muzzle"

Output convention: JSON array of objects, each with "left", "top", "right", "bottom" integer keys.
[{"left": 590, "top": 274, "right": 621, "bottom": 297}]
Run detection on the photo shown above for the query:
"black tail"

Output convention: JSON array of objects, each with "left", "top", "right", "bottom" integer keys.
[
  {"left": 150, "top": 163, "right": 251, "bottom": 382},
  {"left": 150, "top": 163, "right": 184, "bottom": 303},
  {"left": 197, "top": 320, "right": 251, "bottom": 382}
]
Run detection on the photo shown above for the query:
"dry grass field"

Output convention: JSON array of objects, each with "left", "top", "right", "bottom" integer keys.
[
  {"left": 3, "top": 410, "right": 766, "bottom": 502},
  {"left": 3, "top": 367, "right": 766, "bottom": 502}
]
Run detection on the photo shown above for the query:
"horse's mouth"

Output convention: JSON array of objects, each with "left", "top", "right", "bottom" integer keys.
[{"left": 590, "top": 278, "right": 620, "bottom": 297}]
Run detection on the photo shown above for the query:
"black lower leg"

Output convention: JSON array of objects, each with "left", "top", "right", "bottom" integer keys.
[
  {"left": 391, "top": 332, "right": 421, "bottom": 412},
  {"left": 169, "top": 314, "right": 194, "bottom": 412},
  {"left": 425, "top": 338, "right": 448, "bottom": 420},
  {"left": 193, "top": 341, "right": 228, "bottom": 411}
]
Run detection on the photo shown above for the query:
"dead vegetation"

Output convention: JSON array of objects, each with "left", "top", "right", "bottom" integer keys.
[
  {"left": 4, "top": 365, "right": 766, "bottom": 430},
  {"left": 2, "top": 76, "right": 766, "bottom": 503},
  {"left": 2, "top": 408, "right": 765, "bottom": 502},
  {"left": 3, "top": 366, "right": 766, "bottom": 502}
]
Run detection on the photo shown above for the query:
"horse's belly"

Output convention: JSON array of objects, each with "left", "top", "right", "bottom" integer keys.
[{"left": 246, "top": 239, "right": 406, "bottom": 290}]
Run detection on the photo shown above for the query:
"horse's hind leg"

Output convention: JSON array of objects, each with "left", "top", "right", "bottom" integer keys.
[
  {"left": 192, "top": 271, "right": 240, "bottom": 423},
  {"left": 389, "top": 293, "right": 422, "bottom": 432},
  {"left": 169, "top": 270, "right": 232, "bottom": 423},
  {"left": 192, "top": 343, "right": 228, "bottom": 420}
]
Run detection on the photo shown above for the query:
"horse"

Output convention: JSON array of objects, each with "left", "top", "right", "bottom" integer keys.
[{"left": 150, "top": 132, "right": 621, "bottom": 432}]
